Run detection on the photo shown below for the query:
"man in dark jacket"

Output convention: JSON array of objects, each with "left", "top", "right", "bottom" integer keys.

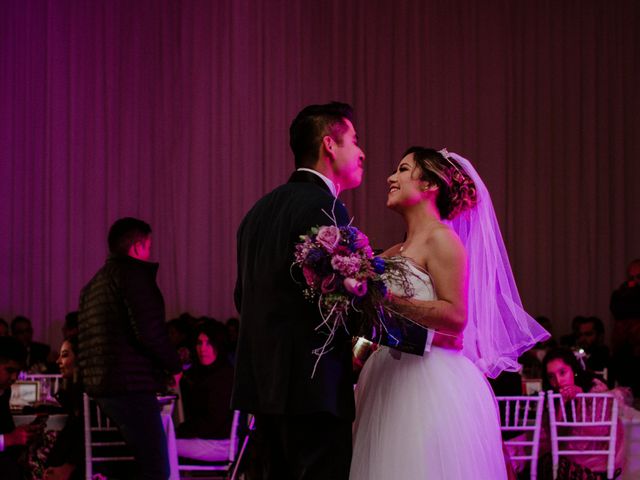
[
  {"left": 78, "top": 217, "right": 181, "bottom": 480},
  {"left": 233, "top": 102, "right": 365, "bottom": 480}
]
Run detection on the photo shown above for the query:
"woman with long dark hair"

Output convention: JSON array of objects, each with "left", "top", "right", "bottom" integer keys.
[
  {"left": 538, "top": 347, "right": 624, "bottom": 479},
  {"left": 176, "top": 321, "right": 234, "bottom": 461}
]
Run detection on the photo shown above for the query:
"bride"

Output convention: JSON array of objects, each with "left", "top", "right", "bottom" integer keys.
[{"left": 350, "top": 147, "right": 549, "bottom": 479}]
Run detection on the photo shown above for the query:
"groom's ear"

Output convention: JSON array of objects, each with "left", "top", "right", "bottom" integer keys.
[{"left": 322, "top": 135, "right": 336, "bottom": 160}]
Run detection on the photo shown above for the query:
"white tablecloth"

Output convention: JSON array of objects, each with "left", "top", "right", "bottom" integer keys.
[
  {"left": 161, "top": 412, "right": 180, "bottom": 480},
  {"left": 13, "top": 413, "right": 68, "bottom": 431}
]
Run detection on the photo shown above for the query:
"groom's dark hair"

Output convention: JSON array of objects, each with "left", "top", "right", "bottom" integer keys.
[{"left": 289, "top": 102, "right": 353, "bottom": 169}]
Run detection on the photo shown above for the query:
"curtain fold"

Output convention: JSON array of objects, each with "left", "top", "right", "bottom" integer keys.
[{"left": 1, "top": 0, "right": 638, "bottom": 347}]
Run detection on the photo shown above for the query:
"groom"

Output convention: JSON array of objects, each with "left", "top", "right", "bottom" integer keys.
[{"left": 233, "top": 102, "right": 365, "bottom": 480}]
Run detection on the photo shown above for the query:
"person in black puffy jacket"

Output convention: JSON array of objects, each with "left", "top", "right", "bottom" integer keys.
[{"left": 77, "top": 217, "right": 181, "bottom": 480}]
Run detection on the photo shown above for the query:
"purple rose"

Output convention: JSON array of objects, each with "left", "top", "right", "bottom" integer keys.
[
  {"left": 343, "top": 277, "right": 367, "bottom": 297},
  {"left": 316, "top": 226, "right": 341, "bottom": 252},
  {"left": 353, "top": 230, "right": 370, "bottom": 250}
]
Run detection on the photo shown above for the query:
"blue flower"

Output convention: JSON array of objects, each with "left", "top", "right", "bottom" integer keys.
[
  {"left": 306, "top": 248, "right": 326, "bottom": 265},
  {"left": 338, "top": 226, "right": 358, "bottom": 248},
  {"left": 372, "top": 257, "right": 386, "bottom": 274}
]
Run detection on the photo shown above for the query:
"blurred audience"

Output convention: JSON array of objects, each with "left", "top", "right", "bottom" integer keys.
[
  {"left": 519, "top": 315, "right": 556, "bottom": 378},
  {"left": 11, "top": 316, "right": 55, "bottom": 373},
  {"left": 610, "top": 258, "right": 640, "bottom": 398},
  {"left": 0, "top": 337, "right": 40, "bottom": 480},
  {"left": 0, "top": 319, "right": 9, "bottom": 336},
  {"left": 167, "top": 317, "right": 195, "bottom": 372},
  {"left": 559, "top": 315, "right": 585, "bottom": 348},
  {"left": 61, "top": 312, "right": 79, "bottom": 340},
  {"left": 574, "top": 316, "right": 611, "bottom": 375}
]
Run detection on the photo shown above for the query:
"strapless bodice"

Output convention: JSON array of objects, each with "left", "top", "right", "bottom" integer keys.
[{"left": 386, "top": 256, "right": 436, "bottom": 302}]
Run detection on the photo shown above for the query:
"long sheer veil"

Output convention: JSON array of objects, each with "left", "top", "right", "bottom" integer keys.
[{"left": 444, "top": 151, "right": 550, "bottom": 378}]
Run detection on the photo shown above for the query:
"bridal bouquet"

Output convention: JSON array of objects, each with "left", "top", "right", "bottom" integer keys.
[{"left": 293, "top": 223, "right": 414, "bottom": 376}]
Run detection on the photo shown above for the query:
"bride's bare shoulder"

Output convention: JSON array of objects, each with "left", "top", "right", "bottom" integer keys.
[
  {"left": 426, "top": 223, "right": 458, "bottom": 244},
  {"left": 380, "top": 242, "right": 403, "bottom": 257},
  {"left": 424, "top": 224, "right": 465, "bottom": 260}
]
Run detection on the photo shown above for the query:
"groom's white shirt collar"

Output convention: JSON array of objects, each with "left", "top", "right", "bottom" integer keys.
[{"left": 297, "top": 168, "right": 338, "bottom": 197}]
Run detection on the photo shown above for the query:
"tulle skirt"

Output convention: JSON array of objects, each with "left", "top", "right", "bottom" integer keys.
[{"left": 350, "top": 346, "right": 507, "bottom": 480}]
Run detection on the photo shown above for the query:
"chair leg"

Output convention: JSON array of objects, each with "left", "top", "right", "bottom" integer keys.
[
  {"left": 230, "top": 433, "right": 252, "bottom": 480},
  {"left": 529, "top": 456, "right": 538, "bottom": 480}
]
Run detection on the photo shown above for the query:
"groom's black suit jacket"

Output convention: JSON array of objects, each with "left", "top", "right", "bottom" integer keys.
[{"left": 232, "top": 170, "right": 355, "bottom": 421}]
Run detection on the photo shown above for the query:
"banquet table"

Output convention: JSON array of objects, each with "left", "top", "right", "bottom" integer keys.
[
  {"left": 13, "top": 413, "right": 68, "bottom": 431},
  {"left": 13, "top": 407, "right": 180, "bottom": 480}
]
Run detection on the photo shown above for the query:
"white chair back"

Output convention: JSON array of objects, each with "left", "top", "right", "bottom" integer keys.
[
  {"left": 546, "top": 391, "right": 619, "bottom": 480},
  {"left": 496, "top": 392, "right": 545, "bottom": 480},
  {"left": 177, "top": 410, "right": 242, "bottom": 474},
  {"left": 83, "top": 393, "right": 135, "bottom": 480}
]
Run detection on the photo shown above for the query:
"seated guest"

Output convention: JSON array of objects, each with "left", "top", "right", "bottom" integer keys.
[
  {"left": 537, "top": 347, "right": 624, "bottom": 479},
  {"left": 519, "top": 315, "right": 556, "bottom": 378},
  {"left": 167, "top": 317, "right": 194, "bottom": 372},
  {"left": 11, "top": 316, "right": 54, "bottom": 373},
  {"left": 0, "top": 337, "right": 39, "bottom": 480},
  {"left": 176, "top": 321, "right": 234, "bottom": 460},
  {"left": 61, "top": 312, "right": 79, "bottom": 340},
  {"left": 559, "top": 315, "right": 585, "bottom": 348},
  {"left": 37, "top": 336, "right": 84, "bottom": 480},
  {"left": 575, "top": 316, "right": 611, "bottom": 375}
]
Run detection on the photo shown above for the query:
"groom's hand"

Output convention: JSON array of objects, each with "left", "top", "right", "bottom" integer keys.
[{"left": 432, "top": 331, "right": 463, "bottom": 350}]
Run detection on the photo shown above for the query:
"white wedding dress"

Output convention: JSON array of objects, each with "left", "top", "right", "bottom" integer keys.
[{"left": 350, "top": 257, "right": 507, "bottom": 480}]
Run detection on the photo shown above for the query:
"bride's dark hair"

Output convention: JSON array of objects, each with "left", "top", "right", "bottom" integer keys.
[{"left": 403, "top": 146, "right": 477, "bottom": 220}]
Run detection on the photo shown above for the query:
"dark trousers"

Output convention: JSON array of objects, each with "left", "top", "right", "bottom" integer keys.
[
  {"left": 253, "top": 412, "right": 352, "bottom": 480},
  {"left": 0, "top": 450, "right": 22, "bottom": 480},
  {"left": 96, "top": 392, "right": 170, "bottom": 480}
]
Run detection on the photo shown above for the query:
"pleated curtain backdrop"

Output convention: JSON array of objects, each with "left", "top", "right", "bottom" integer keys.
[{"left": 1, "top": 0, "right": 638, "bottom": 347}]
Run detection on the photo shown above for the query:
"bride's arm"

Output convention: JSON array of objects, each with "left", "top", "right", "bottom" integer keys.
[{"left": 391, "top": 228, "right": 468, "bottom": 335}]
